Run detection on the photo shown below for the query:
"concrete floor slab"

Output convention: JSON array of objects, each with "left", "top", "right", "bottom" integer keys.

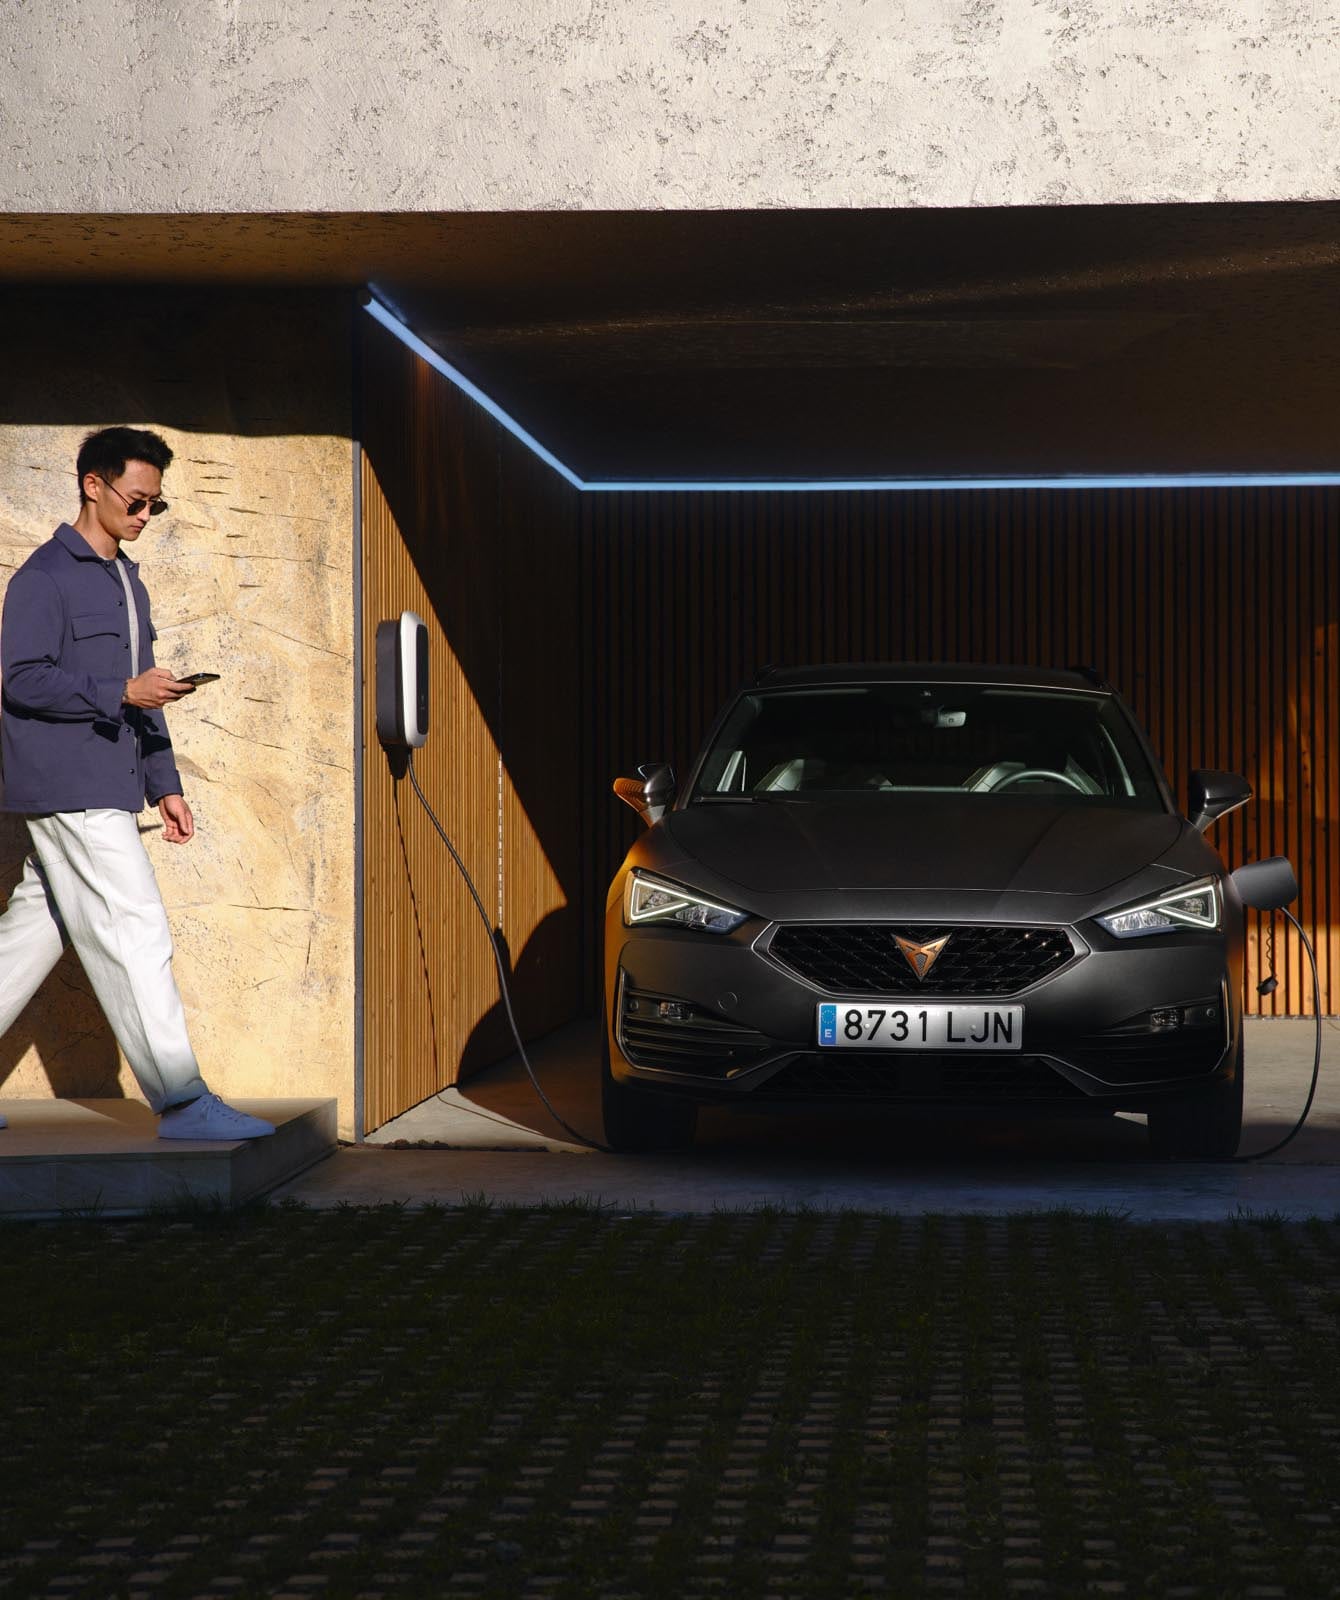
[
  {"left": 276, "top": 1017, "right": 1340, "bottom": 1219},
  {"left": 0, "top": 1098, "right": 337, "bottom": 1218}
]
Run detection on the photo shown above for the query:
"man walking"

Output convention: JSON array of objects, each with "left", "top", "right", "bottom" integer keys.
[{"left": 0, "top": 427, "right": 272, "bottom": 1139}]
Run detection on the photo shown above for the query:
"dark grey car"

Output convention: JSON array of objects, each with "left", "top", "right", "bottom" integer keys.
[{"left": 602, "top": 665, "right": 1260, "bottom": 1158}]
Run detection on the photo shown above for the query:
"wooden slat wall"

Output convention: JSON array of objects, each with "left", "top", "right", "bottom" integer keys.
[
  {"left": 359, "top": 322, "right": 582, "bottom": 1133},
  {"left": 580, "top": 488, "right": 1339, "bottom": 1017}
]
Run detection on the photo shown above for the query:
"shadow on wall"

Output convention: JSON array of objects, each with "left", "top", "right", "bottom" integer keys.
[
  {"left": 0, "top": 816, "right": 122, "bottom": 1097},
  {"left": 382, "top": 776, "right": 575, "bottom": 1084},
  {"left": 1, "top": 286, "right": 354, "bottom": 435},
  {"left": 455, "top": 908, "right": 575, "bottom": 1085}
]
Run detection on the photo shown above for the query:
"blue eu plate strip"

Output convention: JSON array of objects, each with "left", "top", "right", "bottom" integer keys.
[{"left": 819, "top": 1004, "right": 837, "bottom": 1047}]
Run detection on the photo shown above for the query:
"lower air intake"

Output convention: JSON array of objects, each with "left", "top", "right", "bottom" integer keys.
[
  {"left": 753, "top": 1052, "right": 1085, "bottom": 1102},
  {"left": 618, "top": 986, "right": 776, "bottom": 1077}
]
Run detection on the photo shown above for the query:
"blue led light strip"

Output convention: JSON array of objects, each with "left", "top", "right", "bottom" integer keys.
[
  {"left": 363, "top": 293, "right": 1340, "bottom": 494},
  {"left": 584, "top": 473, "right": 1340, "bottom": 492},
  {"left": 362, "top": 295, "right": 583, "bottom": 490}
]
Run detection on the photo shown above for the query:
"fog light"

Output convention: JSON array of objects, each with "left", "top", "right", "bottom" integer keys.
[{"left": 1149, "top": 1008, "right": 1183, "bottom": 1032}]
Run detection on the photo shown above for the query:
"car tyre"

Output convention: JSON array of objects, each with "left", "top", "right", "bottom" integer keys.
[
  {"left": 1146, "top": 1036, "right": 1244, "bottom": 1160},
  {"left": 601, "top": 1030, "right": 698, "bottom": 1153}
]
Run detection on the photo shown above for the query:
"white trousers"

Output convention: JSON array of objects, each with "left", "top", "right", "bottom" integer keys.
[{"left": 0, "top": 809, "right": 208, "bottom": 1114}]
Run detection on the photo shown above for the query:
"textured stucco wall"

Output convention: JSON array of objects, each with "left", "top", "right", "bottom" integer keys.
[
  {"left": 1, "top": 1, "right": 1338, "bottom": 211},
  {"left": 0, "top": 290, "right": 356, "bottom": 1132}
]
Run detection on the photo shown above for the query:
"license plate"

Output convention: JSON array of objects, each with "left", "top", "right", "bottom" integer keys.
[{"left": 817, "top": 1002, "right": 1024, "bottom": 1051}]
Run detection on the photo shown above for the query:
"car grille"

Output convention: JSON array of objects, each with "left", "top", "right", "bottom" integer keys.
[
  {"left": 767, "top": 923, "right": 1075, "bottom": 996},
  {"left": 618, "top": 986, "right": 775, "bottom": 1077},
  {"left": 753, "top": 1053, "right": 1084, "bottom": 1102}
]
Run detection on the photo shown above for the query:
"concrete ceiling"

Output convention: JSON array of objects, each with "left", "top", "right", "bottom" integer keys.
[{"left": 5, "top": 205, "right": 1339, "bottom": 481}]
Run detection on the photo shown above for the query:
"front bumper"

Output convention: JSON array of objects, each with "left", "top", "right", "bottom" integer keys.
[{"left": 605, "top": 913, "right": 1242, "bottom": 1113}]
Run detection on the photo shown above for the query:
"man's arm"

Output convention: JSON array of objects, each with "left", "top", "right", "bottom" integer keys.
[
  {"left": 143, "top": 708, "right": 184, "bottom": 809},
  {"left": 0, "top": 568, "right": 125, "bottom": 721},
  {"left": 139, "top": 607, "right": 185, "bottom": 805}
]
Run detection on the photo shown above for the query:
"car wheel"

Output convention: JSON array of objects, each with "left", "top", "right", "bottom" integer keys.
[
  {"left": 1146, "top": 1037, "right": 1244, "bottom": 1160},
  {"left": 601, "top": 1030, "right": 698, "bottom": 1153}
]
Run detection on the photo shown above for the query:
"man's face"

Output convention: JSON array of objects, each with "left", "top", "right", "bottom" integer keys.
[{"left": 85, "top": 460, "right": 164, "bottom": 544}]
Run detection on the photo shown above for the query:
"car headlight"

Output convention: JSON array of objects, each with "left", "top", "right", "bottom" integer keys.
[
  {"left": 623, "top": 871, "right": 749, "bottom": 934},
  {"left": 1096, "top": 877, "right": 1222, "bottom": 939}
]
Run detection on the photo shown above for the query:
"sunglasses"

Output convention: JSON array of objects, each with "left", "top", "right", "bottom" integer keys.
[{"left": 99, "top": 478, "right": 169, "bottom": 517}]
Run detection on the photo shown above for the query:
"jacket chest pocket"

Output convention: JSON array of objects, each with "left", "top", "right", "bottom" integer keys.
[{"left": 70, "top": 609, "right": 129, "bottom": 675}]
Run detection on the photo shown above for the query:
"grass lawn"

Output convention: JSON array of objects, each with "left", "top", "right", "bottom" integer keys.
[{"left": 3, "top": 1203, "right": 1339, "bottom": 1599}]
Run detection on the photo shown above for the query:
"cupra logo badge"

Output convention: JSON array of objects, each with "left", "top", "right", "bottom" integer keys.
[{"left": 894, "top": 933, "right": 952, "bottom": 981}]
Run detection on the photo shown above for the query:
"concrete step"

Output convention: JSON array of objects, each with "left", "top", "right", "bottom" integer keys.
[{"left": 0, "top": 1098, "right": 337, "bottom": 1219}]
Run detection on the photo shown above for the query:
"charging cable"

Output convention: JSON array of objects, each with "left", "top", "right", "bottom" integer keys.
[
  {"left": 405, "top": 751, "right": 611, "bottom": 1152},
  {"left": 1231, "top": 906, "right": 1324, "bottom": 1162}
]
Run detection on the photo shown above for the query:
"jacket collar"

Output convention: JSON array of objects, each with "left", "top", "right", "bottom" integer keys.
[{"left": 54, "top": 522, "right": 137, "bottom": 567}]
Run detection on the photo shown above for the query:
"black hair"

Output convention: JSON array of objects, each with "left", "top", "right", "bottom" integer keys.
[{"left": 76, "top": 427, "right": 173, "bottom": 502}]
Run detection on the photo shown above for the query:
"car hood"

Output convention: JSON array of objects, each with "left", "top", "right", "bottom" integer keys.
[{"left": 662, "top": 796, "right": 1188, "bottom": 899}]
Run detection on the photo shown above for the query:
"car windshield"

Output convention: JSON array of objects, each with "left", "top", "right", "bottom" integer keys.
[{"left": 690, "top": 683, "right": 1166, "bottom": 809}]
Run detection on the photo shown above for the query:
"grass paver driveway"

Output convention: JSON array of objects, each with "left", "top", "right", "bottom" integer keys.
[{"left": 3, "top": 1204, "right": 1340, "bottom": 1599}]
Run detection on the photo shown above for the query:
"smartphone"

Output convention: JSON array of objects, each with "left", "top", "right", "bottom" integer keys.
[{"left": 177, "top": 672, "right": 220, "bottom": 686}]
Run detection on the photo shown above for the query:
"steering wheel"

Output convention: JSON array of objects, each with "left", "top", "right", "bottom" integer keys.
[{"left": 992, "top": 767, "right": 1088, "bottom": 794}]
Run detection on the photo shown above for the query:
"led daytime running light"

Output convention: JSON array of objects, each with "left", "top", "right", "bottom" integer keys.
[
  {"left": 1097, "top": 878, "right": 1221, "bottom": 939},
  {"left": 624, "top": 872, "right": 748, "bottom": 934}
]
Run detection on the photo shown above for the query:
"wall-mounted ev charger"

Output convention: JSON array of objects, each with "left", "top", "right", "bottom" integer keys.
[{"left": 375, "top": 610, "right": 429, "bottom": 749}]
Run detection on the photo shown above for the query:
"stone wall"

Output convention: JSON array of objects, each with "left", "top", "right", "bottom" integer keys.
[
  {"left": 2, "top": 1, "right": 1338, "bottom": 211},
  {"left": 0, "top": 289, "right": 357, "bottom": 1132}
]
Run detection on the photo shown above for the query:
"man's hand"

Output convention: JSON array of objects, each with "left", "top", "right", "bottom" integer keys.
[
  {"left": 159, "top": 793, "right": 194, "bottom": 844},
  {"left": 124, "top": 667, "right": 195, "bottom": 709}
]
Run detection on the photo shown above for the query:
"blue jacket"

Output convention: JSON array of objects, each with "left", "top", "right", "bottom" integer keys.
[{"left": 0, "top": 524, "right": 182, "bottom": 814}]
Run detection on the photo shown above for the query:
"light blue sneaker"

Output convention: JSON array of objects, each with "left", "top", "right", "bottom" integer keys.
[{"left": 158, "top": 1093, "right": 274, "bottom": 1141}]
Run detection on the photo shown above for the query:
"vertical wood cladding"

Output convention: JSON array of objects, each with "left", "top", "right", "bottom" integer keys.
[
  {"left": 359, "top": 321, "right": 582, "bottom": 1133},
  {"left": 580, "top": 488, "right": 1339, "bottom": 1017}
]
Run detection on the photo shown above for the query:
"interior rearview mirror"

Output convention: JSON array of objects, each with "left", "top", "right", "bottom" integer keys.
[
  {"left": 1188, "top": 769, "right": 1252, "bottom": 833},
  {"left": 1231, "top": 857, "right": 1299, "bottom": 912},
  {"left": 613, "top": 762, "right": 676, "bottom": 827}
]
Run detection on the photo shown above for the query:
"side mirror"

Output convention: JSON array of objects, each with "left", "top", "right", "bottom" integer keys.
[
  {"left": 613, "top": 762, "right": 676, "bottom": 827},
  {"left": 1231, "top": 856, "right": 1299, "bottom": 911},
  {"left": 1188, "top": 769, "right": 1252, "bottom": 833}
]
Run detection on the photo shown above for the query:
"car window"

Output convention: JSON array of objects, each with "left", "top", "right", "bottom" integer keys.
[{"left": 692, "top": 684, "right": 1165, "bottom": 808}]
